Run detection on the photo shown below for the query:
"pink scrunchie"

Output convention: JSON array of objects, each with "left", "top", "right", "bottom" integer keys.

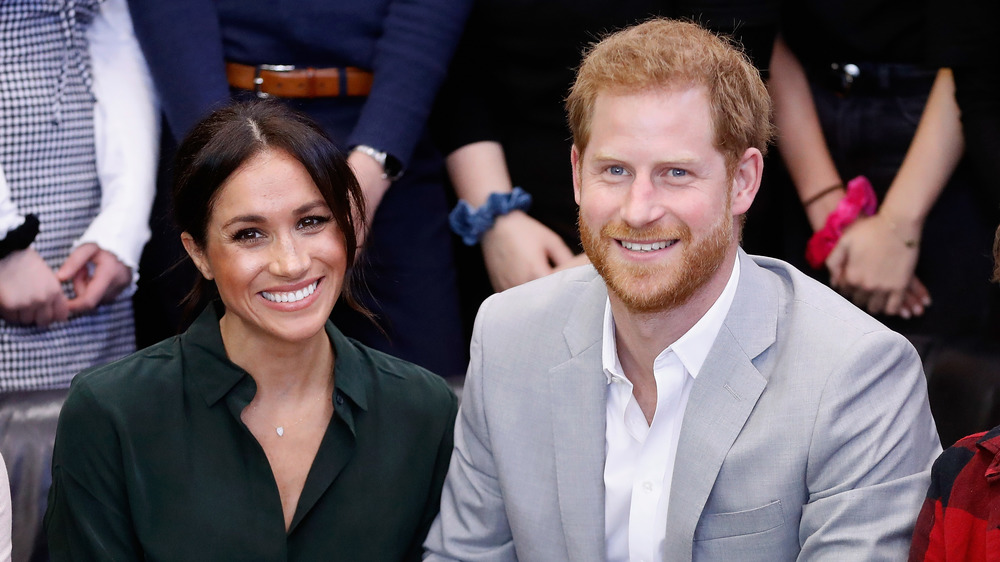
[{"left": 805, "top": 175, "right": 878, "bottom": 269}]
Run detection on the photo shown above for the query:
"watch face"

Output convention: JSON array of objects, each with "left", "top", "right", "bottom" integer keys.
[{"left": 383, "top": 153, "right": 404, "bottom": 180}]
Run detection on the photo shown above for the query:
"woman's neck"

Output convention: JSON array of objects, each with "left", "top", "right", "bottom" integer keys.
[{"left": 219, "top": 315, "right": 335, "bottom": 400}]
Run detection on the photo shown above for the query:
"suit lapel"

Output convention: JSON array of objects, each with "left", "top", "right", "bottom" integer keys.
[
  {"left": 664, "top": 251, "right": 778, "bottom": 560},
  {"left": 550, "top": 274, "right": 609, "bottom": 562}
]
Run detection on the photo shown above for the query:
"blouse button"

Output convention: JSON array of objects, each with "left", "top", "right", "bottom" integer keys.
[{"left": 335, "top": 393, "right": 345, "bottom": 406}]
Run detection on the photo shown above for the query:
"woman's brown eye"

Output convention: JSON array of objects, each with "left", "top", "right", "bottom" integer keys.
[
  {"left": 232, "top": 228, "right": 263, "bottom": 241},
  {"left": 299, "top": 215, "right": 331, "bottom": 230}
]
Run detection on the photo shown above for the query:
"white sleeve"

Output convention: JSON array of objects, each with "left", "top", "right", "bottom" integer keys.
[
  {"left": 0, "top": 166, "right": 25, "bottom": 238},
  {"left": 79, "top": 0, "right": 160, "bottom": 282},
  {"left": 0, "top": 452, "right": 10, "bottom": 562}
]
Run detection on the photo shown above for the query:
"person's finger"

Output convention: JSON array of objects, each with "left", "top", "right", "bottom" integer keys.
[
  {"left": 56, "top": 243, "right": 99, "bottom": 282},
  {"left": 50, "top": 292, "right": 70, "bottom": 323},
  {"left": 33, "top": 300, "right": 56, "bottom": 328},
  {"left": 866, "top": 291, "right": 888, "bottom": 316},
  {"left": 909, "top": 277, "right": 932, "bottom": 307},
  {"left": 545, "top": 238, "right": 576, "bottom": 267},
  {"left": 67, "top": 271, "right": 113, "bottom": 314},
  {"left": 884, "top": 288, "right": 906, "bottom": 317},
  {"left": 825, "top": 241, "right": 849, "bottom": 287}
]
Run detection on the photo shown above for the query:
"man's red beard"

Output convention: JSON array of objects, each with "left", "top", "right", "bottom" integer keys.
[{"left": 579, "top": 212, "right": 733, "bottom": 314}]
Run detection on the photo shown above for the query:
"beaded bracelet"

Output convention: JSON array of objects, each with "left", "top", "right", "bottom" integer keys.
[
  {"left": 449, "top": 187, "right": 532, "bottom": 246},
  {"left": 0, "top": 214, "right": 39, "bottom": 261}
]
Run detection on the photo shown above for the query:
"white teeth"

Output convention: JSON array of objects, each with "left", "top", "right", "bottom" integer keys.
[
  {"left": 261, "top": 281, "right": 317, "bottom": 304},
  {"left": 621, "top": 240, "right": 672, "bottom": 252}
]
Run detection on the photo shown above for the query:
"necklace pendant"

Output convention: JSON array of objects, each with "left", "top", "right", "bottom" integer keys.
[{"left": 276, "top": 426, "right": 284, "bottom": 437}]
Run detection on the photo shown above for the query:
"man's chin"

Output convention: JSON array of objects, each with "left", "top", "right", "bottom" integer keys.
[{"left": 606, "top": 275, "right": 696, "bottom": 314}]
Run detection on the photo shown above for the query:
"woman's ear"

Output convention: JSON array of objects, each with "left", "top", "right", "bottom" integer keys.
[{"left": 180, "top": 232, "right": 213, "bottom": 280}]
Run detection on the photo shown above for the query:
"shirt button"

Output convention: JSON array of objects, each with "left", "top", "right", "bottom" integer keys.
[
  {"left": 335, "top": 394, "right": 344, "bottom": 406},
  {"left": 643, "top": 481, "right": 653, "bottom": 492}
]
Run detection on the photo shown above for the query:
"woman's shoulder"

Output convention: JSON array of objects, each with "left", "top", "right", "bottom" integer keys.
[
  {"left": 67, "top": 336, "right": 187, "bottom": 416},
  {"left": 338, "top": 334, "right": 457, "bottom": 415}
]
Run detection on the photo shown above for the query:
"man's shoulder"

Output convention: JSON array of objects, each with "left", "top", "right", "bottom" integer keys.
[
  {"left": 481, "top": 265, "right": 604, "bottom": 324},
  {"left": 746, "top": 253, "right": 888, "bottom": 335}
]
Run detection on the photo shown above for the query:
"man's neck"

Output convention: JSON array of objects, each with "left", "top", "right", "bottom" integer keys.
[{"left": 610, "top": 248, "right": 738, "bottom": 401}]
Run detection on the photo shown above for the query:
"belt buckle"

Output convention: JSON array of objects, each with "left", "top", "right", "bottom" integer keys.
[
  {"left": 830, "top": 63, "right": 861, "bottom": 95},
  {"left": 253, "top": 64, "right": 296, "bottom": 99}
]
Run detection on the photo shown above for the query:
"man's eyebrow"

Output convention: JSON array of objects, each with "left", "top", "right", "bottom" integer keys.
[{"left": 590, "top": 153, "right": 700, "bottom": 166}]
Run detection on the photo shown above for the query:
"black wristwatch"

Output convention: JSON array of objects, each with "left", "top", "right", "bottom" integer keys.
[{"left": 353, "top": 144, "right": 404, "bottom": 181}]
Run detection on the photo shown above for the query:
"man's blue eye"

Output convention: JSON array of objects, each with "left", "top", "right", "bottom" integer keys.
[
  {"left": 670, "top": 168, "right": 687, "bottom": 177},
  {"left": 608, "top": 165, "right": 626, "bottom": 175}
]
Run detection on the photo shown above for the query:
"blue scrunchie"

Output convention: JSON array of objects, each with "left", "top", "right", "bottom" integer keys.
[{"left": 449, "top": 187, "right": 533, "bottom": 246}]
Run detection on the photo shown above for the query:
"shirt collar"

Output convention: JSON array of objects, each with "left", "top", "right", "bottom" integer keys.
[
  {"left": 184, "top": 301, "right": 371, "bottom": 414},
  {"left": 602, "top": 255, "right": 741, "bottom": 383}
]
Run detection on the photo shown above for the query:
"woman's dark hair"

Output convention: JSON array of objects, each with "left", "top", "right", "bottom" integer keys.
[{"left": 172, "top": 99, "right": 372, "bottom": 322}]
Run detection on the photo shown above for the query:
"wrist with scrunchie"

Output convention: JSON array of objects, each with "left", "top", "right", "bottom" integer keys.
[
  {"left": 449, "top": 187, "right": 532, "bottom": 246},
  {"left": 805, "top": 176, "right": 878, "bottom": 269}
]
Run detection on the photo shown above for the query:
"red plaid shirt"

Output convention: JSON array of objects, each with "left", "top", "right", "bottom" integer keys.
[{"left": 910, "top": 426, "right": 1000, "bottom": 561}]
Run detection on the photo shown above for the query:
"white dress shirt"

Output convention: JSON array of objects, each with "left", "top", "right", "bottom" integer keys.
[
  {"left": 0, "top": 0, "right": 158, "bottom": 283},
  {"left": 604, "top": 256, "right": 741, "bottom": 562}
]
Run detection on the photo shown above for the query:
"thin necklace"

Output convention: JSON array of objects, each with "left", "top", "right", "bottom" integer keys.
[{"left": 251, "top": 392, "right": 330, "bottom": 437}]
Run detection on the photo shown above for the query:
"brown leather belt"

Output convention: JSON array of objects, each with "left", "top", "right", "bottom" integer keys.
[{"left": 226, "top": 62, "right": 373, "bottom": 98}]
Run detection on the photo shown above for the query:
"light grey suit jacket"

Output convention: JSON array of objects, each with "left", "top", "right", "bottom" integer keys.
[{"left": 425, "top": 251, "right": 941, "bottom": 561}]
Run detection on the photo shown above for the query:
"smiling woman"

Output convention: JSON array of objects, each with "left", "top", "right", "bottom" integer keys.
[{"left": 44, "top": 101, "right": 458, "bottom": 561}]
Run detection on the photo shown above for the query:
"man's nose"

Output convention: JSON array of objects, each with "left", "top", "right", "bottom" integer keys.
[
  {"left": 620, "top": 176, "right": 666, "bottom": 227},
  {"left": 269, "top": 236, "right": 309, "bottom": 278}
]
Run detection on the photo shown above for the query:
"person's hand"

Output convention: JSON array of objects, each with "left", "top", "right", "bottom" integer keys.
[
  {"left": 553, "top": 252, "right": 591, "bottom": 272},
  {"left": 56, "top": 243, "right": 132, "bottom": 315},
  {"left": 825, "top": 213, "right": 929, "bottom": 317},
  {"left": 0, "top": 248, "right": 69, "bottom": 327},
  {"left": 480, "top": 211, "right": 575, "bottom": 292},
  {"left": 347, "top": 150, "right": 392, "bottom": 248}
]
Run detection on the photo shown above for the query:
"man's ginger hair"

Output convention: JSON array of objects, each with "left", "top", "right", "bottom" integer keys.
[{"left": 566, "top": 18, "right": 774, "bottom": 173}]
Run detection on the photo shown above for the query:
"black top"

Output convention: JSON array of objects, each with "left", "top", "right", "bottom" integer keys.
[
  {"left": 432, "top": 0, "right": 778, "bottom": 247},
  {"left": 781, "top": 0, "right": 928, "bottom": 64},
  {"left": 45, "top": 303, "right": 457, "bottom": 561}
]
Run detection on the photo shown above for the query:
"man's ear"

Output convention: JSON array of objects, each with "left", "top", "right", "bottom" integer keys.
[
  {"left": 730, "top": 147, "right": 763, "bottom": 216},
  {"left": 180, "top": 232, "right": 213, "bottom": 281},
  {"left": 571, "top": 145, "right": 583, "bottom": 205}
]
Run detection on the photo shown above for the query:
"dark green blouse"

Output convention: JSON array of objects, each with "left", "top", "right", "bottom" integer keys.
[{"left": 44, "top": 303, "right": 457, "bottom": 561}]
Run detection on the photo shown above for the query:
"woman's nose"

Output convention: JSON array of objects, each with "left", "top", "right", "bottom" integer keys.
[{"left": 269, "top": 236, "right": 309, "bottom": 278}]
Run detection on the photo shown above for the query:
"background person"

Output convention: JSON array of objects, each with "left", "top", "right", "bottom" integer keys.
[
  {"left": 909, "top": 226, "right": 1000, "bottom": 561},
  {"left": 758, "top": 1, "right": 998, "bottom": 355},
  {"left": 45, "top": 101, "right": 456, "bottom": 560},
  {"left": 0, "top": 0, "right": 158, "bottom": 390}
]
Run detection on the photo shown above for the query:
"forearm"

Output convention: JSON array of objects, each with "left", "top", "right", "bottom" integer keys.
[
  {"left": 446, "top": 141, "right": 514, "bottom": 206},
  {"left": 768, "top": 36, "right": 843, "bottom": 231},
  {"left": 348, "top": 0, "right": 473, "bottom": 167},
  {"left": 878, "top": 69, "right": 964, "bottom": 236}
]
